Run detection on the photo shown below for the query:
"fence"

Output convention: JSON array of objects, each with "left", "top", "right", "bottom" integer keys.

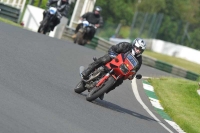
[
  {"left": 0, "top": 0, "right": 26, "bottom": 12},
  {"left": 0, "top": 2, "right": 20, "bottom": 22},
  {"left": 0, "top": 0, "right": 26, "bottom": 22},
  {"left": 61, "top": 26, "right": 200, "bottom": 81}
]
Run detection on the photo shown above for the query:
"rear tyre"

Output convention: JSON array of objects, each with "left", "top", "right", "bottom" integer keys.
[
  {"left": 81, "top": 40, "right": 87, "bottom": 46},
  {"left": 74, "top": 81, "right": 86, "bottom": 94},
  {"left": 74, "top": 31, "right": 81, "bottom": 43},
  {"left": 38, "top": 17, "right": 49, "bottom": 34},
  {"left": 86, "top": 76, "right": 115, "bottom": 102},
  {"left": 77, "top": 32, "right": 85, "bottom": 45}
]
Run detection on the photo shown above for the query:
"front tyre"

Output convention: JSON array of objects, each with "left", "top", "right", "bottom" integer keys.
[
  {"left": 74, "top": 81, "right": 86, "bottom": 94},
  {"left": 86, "top": 76, "right": 115, "bottom": 102},
  {"left": 38, "top": 16, "right": 49, "bottom": 34},
  {"left": 77, "top": 31, "right": 85, "bottom": 45}
]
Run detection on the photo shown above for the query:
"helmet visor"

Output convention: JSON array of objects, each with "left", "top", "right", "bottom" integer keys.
[
  {"left": 134, "top": 46, "right": 144, "bottom": 54},
  {"left": 95, "top": 6, "right": 102, "bottom": 12}
]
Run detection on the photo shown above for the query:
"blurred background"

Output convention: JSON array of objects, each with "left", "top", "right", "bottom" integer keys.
[
  {"left": 95, "top": 0, "right": 200, "bottom": 50},
  {"left": 1, "top": 0, "right": 200, "bottom": 68},
  {"left": 1, "top": 0, "right": 200, "bottom": 49}
]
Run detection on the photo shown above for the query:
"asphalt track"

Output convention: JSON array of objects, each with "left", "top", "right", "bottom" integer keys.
[{"left": 0, "top": 22, "right": 179, "bottom": 133}]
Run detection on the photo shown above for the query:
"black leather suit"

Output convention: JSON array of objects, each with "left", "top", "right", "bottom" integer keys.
[
  {"left": 43, "top": 0, "right": 69, "bottom": 31},
  {"left": 75, "top": 12, "right": 103, "bottom": 40}
]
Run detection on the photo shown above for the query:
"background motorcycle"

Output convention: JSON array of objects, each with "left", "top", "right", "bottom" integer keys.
[
  {"left": 73, "top": 20, "right": 96, "bottom": 46},
  {"left": 38, "top": 7, "right": 61, "bottom": 34},
  {"left": 74, "top": 52, "right": 142, "bottom": 102}
]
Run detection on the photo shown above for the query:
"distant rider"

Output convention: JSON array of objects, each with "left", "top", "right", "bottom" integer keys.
[
  {"left": 41, "top": 0, "right": 70, "bottom": 31},
  {"left": 72, "top": 6, "right": 103, "bottom": 43}
]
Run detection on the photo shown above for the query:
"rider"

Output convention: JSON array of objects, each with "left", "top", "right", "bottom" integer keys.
[
  {"left": 81, "top": 38, "right": 146, "bottom": 99},
  {"left": 42, "top": 0, "right": 70, "bottom": 31},
  {"left": 72, "top": 6, "right": 103, "bottom": 43}
]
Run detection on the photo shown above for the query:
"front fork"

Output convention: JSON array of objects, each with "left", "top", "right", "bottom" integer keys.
[{"left": 95, "top": 69, "right": 120, "bottom": 87}]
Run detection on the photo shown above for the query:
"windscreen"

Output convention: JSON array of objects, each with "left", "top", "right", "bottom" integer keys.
[{"left": 126, "top": 54, "right": 138, "bottom": 67}]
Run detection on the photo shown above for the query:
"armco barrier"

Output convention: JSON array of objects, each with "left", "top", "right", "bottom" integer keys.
[
  {"left": 171, "top": 65, "right": 187, "bottom": 78},
  {"left": 142, "top": 55, "right": 156, "bottom": 67},
  {"left": 95, "top": 37, "right": 114, "bottom": 52},
  {"left": 186, "top": 71, "right": 200, "bottom": 81},
  {"left": 61, "top": 27, "right": 200, "bottom": 81},
  {"left": 155, "top": 61, "right": 173, "bottom": 73},
  {"left": 85, "top": 36, "right": 99, "bottom": 49},
  {"left": 0, "top": 3, "right": 20, "bottom": 22}
]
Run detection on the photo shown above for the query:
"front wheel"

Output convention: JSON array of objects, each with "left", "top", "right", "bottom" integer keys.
[
  {"left": 38, "top": 16, "right": 49, "bottom": 34},
  {"left": 86, "top": 76, "right": 115, "bottom": 102},
  {"left": 74, "top": 31, "right": 82, "bottom": 44}
]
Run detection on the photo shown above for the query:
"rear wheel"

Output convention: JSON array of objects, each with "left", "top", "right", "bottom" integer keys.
[
  {"left": 38, "top": 16, "right": 49, "bottom": 34},
  {"left": 86, "top": 76, "right": 115, "bottom": 102},
  {"left": 74, "top": 81, "right": 86, "bottom": 94},
  {"left": 77, "top": 33, "right": 84, "bottom": 45},
  {"left": 81, "top": 39, "right": 87, "bottom": 46},
  {"left": 74, "top": 31, "right": 81, "bottom": 43}
]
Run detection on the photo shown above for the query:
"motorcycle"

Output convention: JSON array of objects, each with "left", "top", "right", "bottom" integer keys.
[
  {"left": 38, "top": 7, "right": 61, "bottom": 34},
  {"left": 73, "top": 20, "right": 96, "bottom": 46},
  {"left": 74, "top": 52, "right": 142, "bottom": 102}
]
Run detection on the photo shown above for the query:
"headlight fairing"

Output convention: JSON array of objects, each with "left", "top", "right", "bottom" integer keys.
[{"left": 120, "top": 64, "right": 129, "bottom": 74}]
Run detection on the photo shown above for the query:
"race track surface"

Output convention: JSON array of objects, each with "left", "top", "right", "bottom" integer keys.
[{"left": 0, "top": 22, "right": 178, "bottom": 133}]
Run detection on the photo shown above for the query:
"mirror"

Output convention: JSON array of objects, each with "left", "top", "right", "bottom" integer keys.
[{"left": 136, "top": 74, "right": 142, "bottom": 79}]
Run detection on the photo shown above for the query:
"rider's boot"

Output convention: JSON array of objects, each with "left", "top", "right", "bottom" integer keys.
[
  {"left": 81, "top": 60, "right": 100, "bottom": 80},
  {"left": 81, "top": 54, "right": 111, "bottom": 80},
  {"left": 81, "top": 67, "right": 93, "bottom": 80}
]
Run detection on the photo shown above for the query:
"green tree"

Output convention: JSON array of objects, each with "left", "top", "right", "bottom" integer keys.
[
  {"left": 95, "top": 0, "right": 200, "bottom": 49},
  {"left": 33, "top": 0, "right": 48, "bottom": 9},
  {"left": 96, "top": 0, "right": 133, "bottom": 25}
]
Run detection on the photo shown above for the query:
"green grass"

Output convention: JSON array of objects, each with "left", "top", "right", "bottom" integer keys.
[
  {"left": 148, "top": 77, "right": 200, "bottom": 133},
  {"left": 143, "top": 50, "right": 200, "bottom": 75},
  {"left": 0, "top": 17, "right": 21, "bottom": 27}
]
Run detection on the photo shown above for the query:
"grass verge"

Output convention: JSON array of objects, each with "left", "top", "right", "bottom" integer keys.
[
  {"left": 0, "top": 17, "right": 21, "bottom": 27},
  {"left": 148, "top": 77, "right": 200, "bottom": 133},
  {"left": 143, "top": 50, "right": 200, "bottom": 75}
]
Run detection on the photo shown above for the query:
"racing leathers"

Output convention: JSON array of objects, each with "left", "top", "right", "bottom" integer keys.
[
  {"left": 43, "top": 0, "right": 69, "bottom": 31},
  {"left": 75, "top": 12, "right": 103, "bottom": 41}
]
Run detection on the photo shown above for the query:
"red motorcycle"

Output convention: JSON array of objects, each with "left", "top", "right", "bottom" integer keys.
[{"left": 74, "top": 52, "right": 142, "bottom": 102}]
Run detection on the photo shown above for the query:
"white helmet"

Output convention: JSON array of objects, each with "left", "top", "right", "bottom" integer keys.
[
  {"left": 132, "top": 38, "right": 146, "bottom": 56},
  {"left": 95, "top": 6, "right": 102, "bottom": 12}
]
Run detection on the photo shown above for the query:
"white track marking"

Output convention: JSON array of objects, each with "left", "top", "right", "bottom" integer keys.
[{"left": 131, "top": 78, "right": 174, "bottom": 133}]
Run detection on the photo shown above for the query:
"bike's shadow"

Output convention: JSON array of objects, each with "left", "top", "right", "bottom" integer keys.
[{"left": 80, "top": 93, "right": 157, "bottom": 122}]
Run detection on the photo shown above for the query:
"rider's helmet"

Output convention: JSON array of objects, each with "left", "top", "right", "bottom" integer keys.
[
  {"left": 94, "top": 6, "right": 102, "bottom": 13},
  {"left": 132, "top": 38, "right": 146, "bottom": 57}
]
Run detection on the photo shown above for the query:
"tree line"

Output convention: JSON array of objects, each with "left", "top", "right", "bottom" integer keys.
[
  {"left": 95, "top": 0, "right": 200, "bottom": 50},
  {"left": 32, "top": 0, "right": 200, "bottom": 50}
]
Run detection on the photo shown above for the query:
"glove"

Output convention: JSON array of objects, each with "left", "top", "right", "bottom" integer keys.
[
  {"left": 108, "top": 51, "right": 117, "bottom": 58},
  {"left": 128, "top": 74, "right": 135, "bottom": 80}
]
